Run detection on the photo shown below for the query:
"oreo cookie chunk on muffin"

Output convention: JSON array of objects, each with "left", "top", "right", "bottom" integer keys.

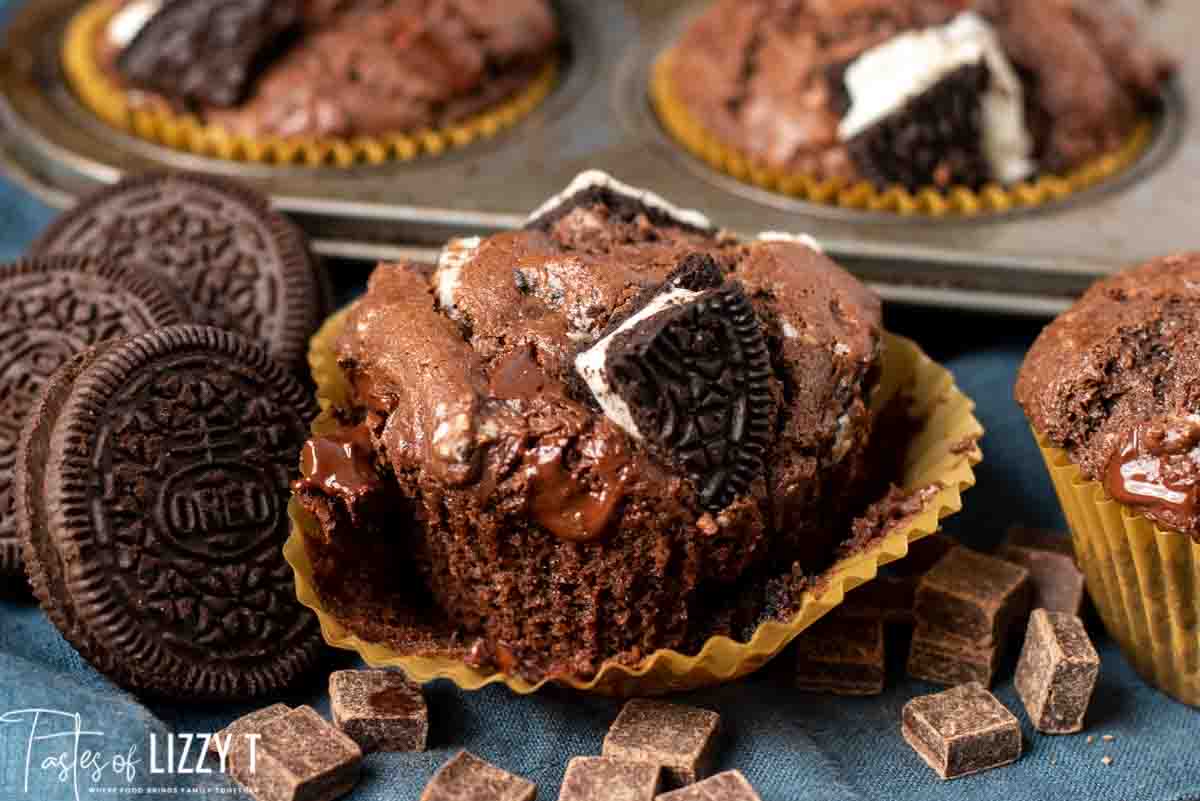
[{"left": 294, "top": 172, "right": 888, "bottom": 683}]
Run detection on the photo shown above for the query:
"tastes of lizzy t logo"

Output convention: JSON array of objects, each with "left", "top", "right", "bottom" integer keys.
[{"left": 0, "top": 708, "right": 258, "bottom": 800}]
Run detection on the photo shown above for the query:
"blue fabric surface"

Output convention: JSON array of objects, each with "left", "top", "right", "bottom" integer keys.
[{"left": 0, "top": 2, "right": 1198, "bottom": 794}]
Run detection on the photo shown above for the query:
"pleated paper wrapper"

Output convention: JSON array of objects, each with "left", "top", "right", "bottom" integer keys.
[
  {"left": 285, "top": 308, "right": 983, "bottom": 695},
  {"left": 1036, "top": 434, "right": 1200, "bottom": 707}
]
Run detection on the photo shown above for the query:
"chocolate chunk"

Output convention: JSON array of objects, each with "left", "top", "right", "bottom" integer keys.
[
  {"left": 1003, "top": 526, "right": 1076, "bottom": 558},
  {"left": 846, "top": 62, "right": 993, "bottom": 190},
  {"left": 602, "top": 700, "right": 720, "bottom": 789},
  {"left": 229, "top": 706, "right": 362, "bottom": 801},
  {"left": 330, "top": 669, "right": 428, "bottom": 753},
  {"left": 118, "top": 0, "right": 301, "bottom": 107},
  {"left": 998, "top": 543, "right": 1086, "bottom": 617},
  {"left": 902, "top": 682, "right": 1021, "bottom": 780},
  {"left": 913, "top": 547, "right": 1032, "bottom": 646},
  {"left": 655, "top": 771, "right": 762, "bottom": 801},
  {"left": 1015, "top": 609, "right": 1100, "bottom": 734},
  {"left": 795, "top": 615, "right": 885, "bottom": 695},
  {"left": 580, "top": 282, "right": 773, "bottom": 511},
  {"left": 843, "top": 534, "right": 958, "bottom": 624},
  {"left": 421, "top": 751, "right": 536, "bottom": 801},
  {"left": 210, "top": 703, "right": 291, "bottom": 755},
  {"left": 17, "top": 325, "right": 323, "bottom": 700},
  {"left": 558, "top": 757, "right": 661, "bottom": 801},
  {"left": 0, "top": 255, "right": 188, "bottom": 583},
  {"left": 31, "top": 173, "right": 329, "bottom": 370},
  {"left": 907, "top": 624, "right": 1000, "bottom": 687},
  {"left": 526, "top": 171, "right": 715, "bottom": 235}
]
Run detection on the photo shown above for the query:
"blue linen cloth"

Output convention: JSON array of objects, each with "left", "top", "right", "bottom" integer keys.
[{"left": 0, "top": 4, "right": 1197, "bottom": 795}]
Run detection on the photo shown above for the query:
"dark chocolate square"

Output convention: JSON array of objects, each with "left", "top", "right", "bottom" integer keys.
[
  {"left": 210, "top": 703, "right": 291, "bottom": 756},
  {"left": 330, "top": 669, "right": 428, "bottom": 753},
  {"left": 998, "top": 535, "right": 1086, "bottom": 617},
  {"left": 907, "top": 624, "right": 1000, "bottom": 687},
  {"left": 558, "top": 757, "right": 661, "bottom": 801},
  {"left": 902, "top": 682, "right": 1021, "bottom": 780},
  {"left": 795, "top": 615, "right": 885, "bottom": 695},
  {"left": 655, "top": 770, "right": 762, "bottom": 801},
  {"left": 914, "top": 546, "right": 1031, "bottom": 646},
  {"left": 229, "top": 706, "right": 362, "bottom": 801},
  {"left": 602, "top": 699, "right": 720, "bottom": 789},
  {"left": 1015, "top": 609, "right": 1100, "bottom": 734},
  {"left": 421, "top": 751, "right": 536, "bottom": 801}
]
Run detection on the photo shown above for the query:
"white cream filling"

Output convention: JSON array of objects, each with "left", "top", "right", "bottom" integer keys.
[
  {"left": 575, "top": 287, "right": 700, "bottom": 440},
  {"left": 108, "top": 0, "right": 163, "bottom": 48},
  {"left": 757, "top": 231, "right": 824, "bottom": 254},
  {"left": 432, "top": 236, "right": 482, "bottom": 320},
  {"left": 527, "top": 170, "right": 713, "bottom": 232},
  {"left": 839, "top": 11, "right": 1035, "bottom": 184}
]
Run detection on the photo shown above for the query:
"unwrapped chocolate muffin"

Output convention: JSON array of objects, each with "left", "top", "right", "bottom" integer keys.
[
  {"left": 656, "top": 0, "right": 1172, "bottom": 207},
  {"left": 1017, "top": 253, "right": 1200, "bottom": 706},
  {"left": 66, "top": 0, "right": 560, "bottom": 164},
  {"left": 292, "top": 173, "right": 914, "bottom": 683}
]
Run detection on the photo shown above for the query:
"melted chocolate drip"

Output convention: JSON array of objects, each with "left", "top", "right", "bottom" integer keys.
[{"left": 1104, "top": 417, "right": 1200, "bottom": 536}]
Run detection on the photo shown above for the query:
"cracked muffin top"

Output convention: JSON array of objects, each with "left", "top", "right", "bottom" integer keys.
[
  {"left": 293, "top": 172, "right": 886, "bottom": 680},
  {"left": 667, "top": 0, "right": 1172, "bottom": 189},
  {"left": 96, "top": 0, "right": 559, "bottom": 139},
  {"left": 1017, "top": 254, "right": 1200, "bottom": 539}
]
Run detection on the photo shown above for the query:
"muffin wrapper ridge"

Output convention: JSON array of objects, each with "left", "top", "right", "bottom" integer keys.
[
  {"left": 1036, "top": 434, "right": 1200, "bottom": 707},
  {"left": 64, "top": 0, "right": 558, "bottom": 167},
  {"left": 285, "top": 308, "right": 983, "bottom": 696},
  {"left": 651, "top": 48, "right": 1152, "bottom": 218}
]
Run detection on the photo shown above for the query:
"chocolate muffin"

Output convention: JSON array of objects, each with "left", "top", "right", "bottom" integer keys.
[
  {"left": 1016, "top": 254, "right": 1200, "bottom": 538},
  {"left": 665, "top": 0, "right": 1171, "bottom": 190},
  {"left": 95, "top": 0, "right": 559, "bottom": 140},
  {"left": 294, "top": 173, "right": 887, "bottom": 682}
]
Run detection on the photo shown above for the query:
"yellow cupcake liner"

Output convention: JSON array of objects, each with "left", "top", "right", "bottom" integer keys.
[
  {"left": 64, "top": 0, "right": 558, "bottom": 167},
  {"left": 651, "top": 47, "right": 1152, "bottom": 217},
  {"left": 284, "top": 308, "right": 983, "bottom": 695},
  {"left": 1036, "top": 434, "right": 1200, "bottom": 707}
]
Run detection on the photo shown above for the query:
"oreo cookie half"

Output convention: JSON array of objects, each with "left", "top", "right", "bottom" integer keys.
[
  {"left": 118, "top": 0, "right": 302, "bottom": 108},
  {"left": 576, "top": 279, "right": 774, "bottom": 511},
  {"left": 32, "top": 173, "right": 328, "bottom": 370},
  {"left": 0, "top": 256, "right": 188, "bottom": 584},
  {"left": 17, "top": 325, "right": 323, "bottom": 700},
  {"left": 525, "top": 170, "right": 716, "bottom": 234}
]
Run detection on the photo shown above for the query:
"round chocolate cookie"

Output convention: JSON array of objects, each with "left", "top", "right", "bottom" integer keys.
[
  {"left": 32, "top": 173, "right": 328, "bottom": 369},
  {"left": 18, "top": 325, "right": 324, "bottom": 699},
  {"left": 0, "top": 256, "right": 188, "bottom": 585}
]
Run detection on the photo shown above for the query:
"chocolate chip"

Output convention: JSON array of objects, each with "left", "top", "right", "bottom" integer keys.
[
  {"left": 601, "top": 283, "right": 774, "bottom": 510},
  {"left": 845, "top": 62, "right": 993, "bottom": 190},
  {"left": 210, "top": 704, "right": 291, "bottom": 755},
  {"left": 558, "top": 757, "right": 661, "bottom": 801},
  {"left": 913, "top": 546, "right": 1032, "bottom": 647},
  {"left": 1015, "top": 609, "right": 1100, "bottom": 734},
  {"left": 907, "top": 624, "right": 1001, "bottom": 687},
  {"left": 602, "top": 700, "right": 721, "bottom": 789},
  {"left": 118, "top": 0, "right": 302, "bottom": 107},
  {"left": 330, "top": 669, "right": 428, "bottom": 753},
  {"left": 421, "top": 751, "right": 536, "bottom": 801},
  {"left": 902, "top": 682, "right": 1021, "bottom": 780},
  {"left": 229, "top": 706, "right": 362, "bottom": 801},
  {"left": 795, "top": 615, "right": 885, "bottom": 695},
  {"left": 655, "top": 771, "right": 762, "bottom": 801},
  {"left": 998, "top": 530, "right": 1085, "bottom": 616}
]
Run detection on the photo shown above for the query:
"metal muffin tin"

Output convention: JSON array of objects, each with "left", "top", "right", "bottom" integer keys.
[{"left": 0, "top": 0, "right": 1194, "bottom": 316}]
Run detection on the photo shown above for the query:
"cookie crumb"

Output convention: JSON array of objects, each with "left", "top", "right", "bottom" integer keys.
[
  {"left": 1102, "top": 735, "right": 1115, "bottom": 743},
  {"left": 1086, "top": 736, "right": 1095, "bottom": 744},
  {"left": 1102, "top": 756, "right": 1114, "bottom": 766}
]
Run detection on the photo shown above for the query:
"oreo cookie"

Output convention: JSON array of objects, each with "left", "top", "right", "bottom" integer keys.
[
  {"left": 525, "top": 170, "right": 716, "bottom": 234},
  {"left": 32, "top": 173, "right": 328, "bottom": 370},
  {"left": 844, "top": 62, "right": 992, "bottom": 191},
  {"left": 17, "top": 325, "right": 323, "bottom": 699},
  {"left": 118, "top": 0, "right": 302, "bottom": 108},
  {"left": 576, "top": 278, "right": 774, "bottom": 510},
  {"left": 0, "top": 256, "right": 188, "bottom": 584}
]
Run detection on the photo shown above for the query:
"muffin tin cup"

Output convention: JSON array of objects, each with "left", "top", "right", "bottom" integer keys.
[
  {"left": 63, "top": 0, "right": 559, "bottom": 167},
  {"left": 1036, "top": 434, "right": 1200, "bottom": 707},
  {"left": 650, "top": 47, "right": 1154, "bottom": 218},
  {"left": 283, "top": 308, "right": 984, "bottom": 696}
]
